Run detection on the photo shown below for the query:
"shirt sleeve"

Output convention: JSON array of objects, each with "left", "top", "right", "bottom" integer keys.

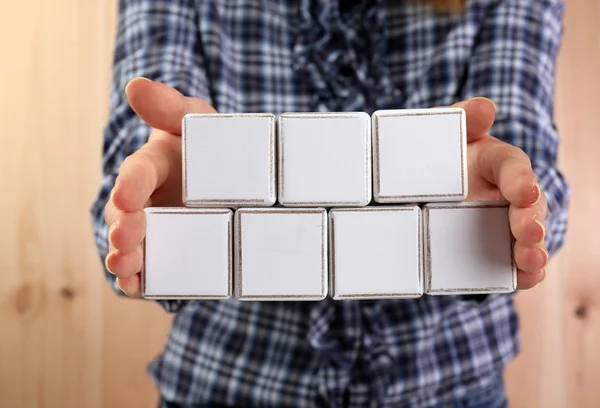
[
  {"left": 90, "top": 0, "right": 212, "bottom": 313},
  {"left": 461, "top": 0, "right": 570, "bottom": 256}
]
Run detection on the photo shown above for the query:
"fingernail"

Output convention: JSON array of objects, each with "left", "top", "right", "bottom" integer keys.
[
  {"left": 539, "top": 268, "right": 547, "bottom": 283},
  {"left": 534, "top": 216, "right": 546, "bottom": 243},
  {"left": 532, "top": 182, "right": 541, "bottom": 205},
  {"left": 471, "top": 96, "right": 497, "bottom": 111},
  {"left": 108, "top": 222, "right": 118, "bottom": 245},
  {"left": 112, "top": 182, "right": 122, "bottom": 209},
  {"left": 105, "top": 252, "right": 116, "bottom": 275},
  {"left": 537, "top": 246, "right": 549, "bottom": 268},
  {"left": 115, "top": 277, "right": 125, "bottom": 293},
  {"left": 125, "top": 77, "right": 152, "bottom": 95}
]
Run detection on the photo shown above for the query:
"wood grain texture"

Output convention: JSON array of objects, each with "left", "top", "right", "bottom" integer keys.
[
  {"left": 505, "top": 1, "right": 600, "bottom": 407},
  {"left": 0, "top": 1, "right": 172, "bottom": 407},
  {"left": 0, "top": 0, "right": 598, "bottom": 407}
]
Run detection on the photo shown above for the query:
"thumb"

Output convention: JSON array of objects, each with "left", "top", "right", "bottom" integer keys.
[
  {"left": 124, "top": 77, "right": 216, "bottom": 136},
  {"left": 452, "top": 97, "right": 496, "bottom": 142}
]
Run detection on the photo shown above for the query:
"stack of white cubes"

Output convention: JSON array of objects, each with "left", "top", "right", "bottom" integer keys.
[{"left": 142, "top": 109, "right": 516, "bottom": 301}]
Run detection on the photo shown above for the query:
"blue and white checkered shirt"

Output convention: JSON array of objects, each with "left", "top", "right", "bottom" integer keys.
[{"left": 91, "top": 0, "right": 570, "bottom": 406}]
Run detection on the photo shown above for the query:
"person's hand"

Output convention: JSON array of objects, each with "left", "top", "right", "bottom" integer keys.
[
  {"left": 456, "top": 97, "right": 548, "bottom": 290},
  {"left": 104, "top": 78, "right": 216, "bottom": 297},
  {"left": 104, "top": 80, "right": 547, "bottom": 296}
]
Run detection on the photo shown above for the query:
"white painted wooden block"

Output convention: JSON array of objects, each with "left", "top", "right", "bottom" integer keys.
[
  {"left": 142, "top": 208, "right": 232, "bottom": 299},
  {"left": 278, "top": 112, "right": 371, "bottom": 207},
  {"left": 423, "top": 201, "right": 516, "bottom": 295},
  {"left": 372, "top": 108, "right": 468, "bottom": 203},
  {"left": 234, "top": 208, "right": 328, "bottom": 300},
  {"left": 329, "top": 206, "right": 423, "bottom": 300},
  {"left": 182, "top": 113, "right": 276, "bottom": 207}
]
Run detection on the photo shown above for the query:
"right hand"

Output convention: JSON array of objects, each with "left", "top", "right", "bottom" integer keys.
[{"left": 104, "top": 78, "right": 216, "bottom": 297}]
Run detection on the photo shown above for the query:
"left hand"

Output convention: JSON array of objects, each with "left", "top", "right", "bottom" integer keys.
[{"left": 457, "top": 97, "right": 548, "bottom": 290}]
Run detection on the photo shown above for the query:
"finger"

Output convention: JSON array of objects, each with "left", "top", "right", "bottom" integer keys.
[
  {"left": 477, "top": 141, "right": 539, "bottom": 207},
  {"left": 517, "top": 268, "right": 546, "bottom": 290},
  {"left": 514, "top": 241, "right": 548, "bottom": 274},
  {"left": 104, "top": 189, "right": 117, "bottom": 225},
  {"left": 105, "top": 246, "right": 143, "bottom": 279},
  {"left": 109, "top": 210, "right": 146, "bottom": 253},
  {"left": 453, "top": 97, "right": 496, "bottom": 142},
  {"left": 509, "top": 200, "right": 547, "bottom": 245},
  {"left": 117, "top": 273, "right": 142, "bottom": 298},
  {"left": 112, "top": 137, "right": 171, "bottom": 212},
  {"left": 125, "top": 77, "right": 216, "bottom": 136}
]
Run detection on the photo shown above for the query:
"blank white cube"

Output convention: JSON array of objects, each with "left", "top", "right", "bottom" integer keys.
[
  {"left": 278, "top": 112, "right": 371, "bottom": 207},
  {"left": 372, "top": 108, "right": 468, "bottom": 203},
  {"left": 423, "top": 201, "right": 516, "bottom": 295},
  {"left": 329, "top": 206, "right": 423, "bottom": 300},
  {"left": 183, "top": 113, "right": 276, "bottom": 207},
  {"left": 142, "top": 208, "right": 232, "bottom": 299},
  {"left": 234, "top": 208, "right": 328, "bottom": 300}
]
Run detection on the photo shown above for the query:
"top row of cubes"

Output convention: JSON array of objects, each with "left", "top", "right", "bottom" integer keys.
[{"left": 182, "top": 109, "right": 467, "bottom": 208}]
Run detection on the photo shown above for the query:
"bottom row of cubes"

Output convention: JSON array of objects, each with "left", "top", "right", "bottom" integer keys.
[{"left": 141, "top": 202, "right": 516, "bottom": 301}]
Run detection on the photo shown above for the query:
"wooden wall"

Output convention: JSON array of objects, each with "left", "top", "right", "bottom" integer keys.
[
  {"left": 0, "top": 1, "right": 172, "bottom": 407},
  {"left": 0, "top": 1, "right": 598, "bottom": 407},
  {"left": 504, "top": 1, "right": 600, "bottom": 406}
]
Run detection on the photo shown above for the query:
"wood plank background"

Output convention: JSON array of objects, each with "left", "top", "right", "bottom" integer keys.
[{"left": 0, "top": 1, "right": 598, "bottom": 407}]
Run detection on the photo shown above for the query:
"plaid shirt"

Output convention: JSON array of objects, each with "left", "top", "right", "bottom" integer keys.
[{"left": 91, "top": 0, "right": 570, "bottom": 406}]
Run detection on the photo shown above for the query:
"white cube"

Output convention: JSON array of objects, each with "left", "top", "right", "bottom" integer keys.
[
  {"left": 142, "top": 208, "right": 232, "bottom": 299},
  {"left": 423, "top": 201, "right": 516, "bottom": 295},
  {"left": 372, "top": 107, "right": 468, "bottom": 203},
  {"left": 234, "top": 208, "right": 328, "bottom": 300},
  {"left": 278, "top": 112, "right": 372, "bottom": 207},
  {"left": 182, "top": 113, "right": 276, "bottom": 207},
  {"left": 329, "top": 206, "right": 423, "bottom": 300}
]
